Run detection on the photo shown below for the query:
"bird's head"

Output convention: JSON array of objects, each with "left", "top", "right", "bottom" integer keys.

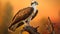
[{"left": 31, "top": 0, "right": 38, "bottom": 7}]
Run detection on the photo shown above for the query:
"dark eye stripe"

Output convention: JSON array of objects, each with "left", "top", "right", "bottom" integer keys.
[{"left": 31, "top": 1, "right": 38, "bottom": 5}]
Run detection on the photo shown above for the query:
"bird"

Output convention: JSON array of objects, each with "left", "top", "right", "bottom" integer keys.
[{"left": 8, "top": 0, "right": 38, "bottom": 32}]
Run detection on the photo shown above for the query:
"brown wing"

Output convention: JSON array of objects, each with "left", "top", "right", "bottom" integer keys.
[
  {"left": 9, "top": 7, "right": 34, "bottom": 29},
  {"left": 14, "top": 10, "right": 38, "bottom": 29}
]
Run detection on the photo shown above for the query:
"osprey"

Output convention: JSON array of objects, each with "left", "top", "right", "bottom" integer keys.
[{"left": 8, "top": 0, "right": 38, "bottom": 31}]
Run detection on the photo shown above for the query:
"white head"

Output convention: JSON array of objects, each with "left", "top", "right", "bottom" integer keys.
[{"left": 31, "top": 0, "right": 38, "bottom": 13}]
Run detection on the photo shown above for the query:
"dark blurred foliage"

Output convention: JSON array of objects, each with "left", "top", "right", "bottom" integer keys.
[
  {"left": 1, "top": 2, "right": 13, "bottom": 34},
  {"left": 38, "top": 17, "right": 49, "bottom": 34},
  {"left": 38, "top": 17, "right": 55, "bottom": 34}
]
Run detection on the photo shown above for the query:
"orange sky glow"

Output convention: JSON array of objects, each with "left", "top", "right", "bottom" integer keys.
[{"left": 0, "top": 0, "right": 60, "bottom": 34}]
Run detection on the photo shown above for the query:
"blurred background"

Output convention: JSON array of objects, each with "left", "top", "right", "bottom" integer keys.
[{"left": 0, "top": 0, "right": 60, "bottom": 34}]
